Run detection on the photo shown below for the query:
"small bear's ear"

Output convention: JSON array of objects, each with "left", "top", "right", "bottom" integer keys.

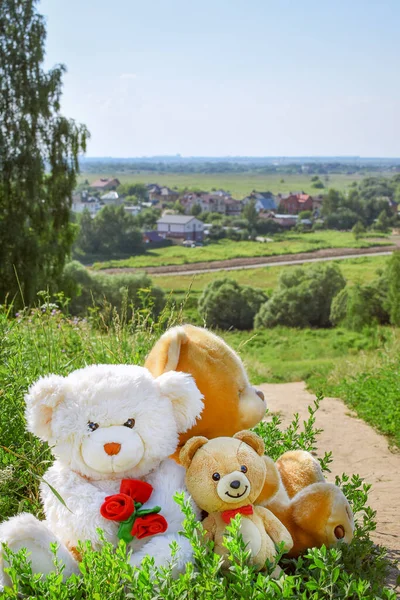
[
  {"left": 156, "top": 371, "right": 204, "bottom": 433},
  {"left": 145, "top": 326, "right": 188, "bottom": 377},
  {"left": 25, "top": 374, "right": 65, "bottom": 441},
  {"left": 179, "top": 436, "right": 209, "bottom": 468},
  {"left": 233, "top": 430, "right": 265, "bottom": 456}
]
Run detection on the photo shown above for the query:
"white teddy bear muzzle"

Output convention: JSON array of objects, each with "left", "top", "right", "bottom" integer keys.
[{"left": 81, "top": 425, "right": 145, "bottom": 474}]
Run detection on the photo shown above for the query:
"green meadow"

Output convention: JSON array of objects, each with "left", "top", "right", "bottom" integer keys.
[
  {"left": 79, "top": 170, "right": 389, "bottom": 198},
  {"left": 92, "top": 232, "right": 390, "bottom": 270}
]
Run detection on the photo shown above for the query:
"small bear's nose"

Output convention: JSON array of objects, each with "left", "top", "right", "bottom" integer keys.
[
  {"left": 230, "top": 480, "right": 241, "bottom": 489},
  {"left": 256, "top": 389, "right": 265, "bottom": 402},
  {"left": 104, "top": 442, "right": 121, "bottom": 456}
]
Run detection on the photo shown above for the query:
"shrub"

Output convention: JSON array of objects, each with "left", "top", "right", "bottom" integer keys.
[
  {"left": 330, "top": 281, "right": 389, "bottom": 330},
  {"left": 206, "top": 224, "right": 226, "bottom": 241},
  {"left": 255, "top": 264, "right": 346, "bottom": 329},
  {"left": 198, "top": 279, "right": 267, "bottom": 330},
  {"left": 59, "top": 261, "right": 166, "bottom": 319},
  {"left": 386, "top": 250, "right": 400, "bottom": 325}
]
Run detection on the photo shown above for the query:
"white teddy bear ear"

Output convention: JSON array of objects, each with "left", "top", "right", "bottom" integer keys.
[
  {"left": 25, "top": 374, "right": 65, "bottom": 441},
  {"left": 156, "top": 371, "right": 204, "bottom": 433}
]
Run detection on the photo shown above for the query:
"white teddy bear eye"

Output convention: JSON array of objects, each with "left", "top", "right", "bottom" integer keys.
[
  {"left": 123, "top": 418, "right": 135, "bottom": 429},
  {"left": 88, "top": 421, "right": 99, "bottom": 432}
]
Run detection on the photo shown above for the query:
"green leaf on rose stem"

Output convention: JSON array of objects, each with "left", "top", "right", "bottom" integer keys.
[
  {"left": 118, "top": 516, "right": 135, "bottom": 543},
  {"left": 137, "top": 506, "right": 161, "bottom": 517}
]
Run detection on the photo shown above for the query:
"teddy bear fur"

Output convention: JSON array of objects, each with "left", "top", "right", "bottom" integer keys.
[
  {"left": 146, "top": 325, "right": 355, "bottom": 557},
  {"left": 0, "top": 364, "right": 204, "bottom": 586},
  {"left": 263, "top": 450, "right": 355, "bottom": 557},
  {"left": 180, "top": 431, "right": 293, "bottom": 571},
  {"left": 145, "top": 324, "right": 267, "bottom": 460}
]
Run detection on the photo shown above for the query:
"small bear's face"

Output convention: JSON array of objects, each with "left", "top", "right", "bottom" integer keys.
[
  {"left": 26, "top": 364, "right": 203, "bottom": 481},
  {"left": 181, "top": 432, "right": 269, "bottom": 513}
]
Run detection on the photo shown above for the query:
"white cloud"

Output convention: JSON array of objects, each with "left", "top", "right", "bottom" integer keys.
[{"left": 119, "top": 73, "right": 137, "bottom": 80}]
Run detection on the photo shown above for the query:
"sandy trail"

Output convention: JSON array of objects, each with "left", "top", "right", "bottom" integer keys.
[{"left": 258, "top": 382, "right": 400, "bottom": 584}]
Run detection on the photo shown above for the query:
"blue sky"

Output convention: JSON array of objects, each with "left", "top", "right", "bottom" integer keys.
[{"left": 40, "top": 0, "right": 400, "bottom": 157}]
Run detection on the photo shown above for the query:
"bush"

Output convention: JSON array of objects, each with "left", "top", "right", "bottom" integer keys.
[
  {"left": 59, "top": 261, "right": 166, "bottom": 319},
  {"left": 330, "top": 281, "right": 389, "bottom": 330},
  {"left": 255, "top": 264, "right": 346, "bottom": 329},
  {"left": 386, "top": 250, "right": 400, "bottom": 325},
  {"left": 198, "top": 279, "right": 267, "bottom": 330},
  {"left": 206, "top": 225, "right": 226, "bottom": 241}
]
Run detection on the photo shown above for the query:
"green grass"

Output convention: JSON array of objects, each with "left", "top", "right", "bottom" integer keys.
[
  {"left": 92, "top": 232, "right": 390, "bottom": 270},
  {"left": 78, "top": 170, "right": 390, "bottom": 198},
  {"left": 155, "top": 255, "right": 390, "bottom": 294},
  {"left": 219, "top": 326, "right": 391, "bottom": 386}
]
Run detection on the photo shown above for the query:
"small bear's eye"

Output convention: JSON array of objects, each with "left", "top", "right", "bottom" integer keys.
[
  {"left": 212, "top": 472, "right": 220, "bottom": 481},
  {"left": 240, "top": 465, "right": 248, "bottom": 473},
  {"left": 124, "top": 418, "right": 135, "bottom": 429},
  {"left": 88, "top": 422, "right": 99, "bottom": 432}
]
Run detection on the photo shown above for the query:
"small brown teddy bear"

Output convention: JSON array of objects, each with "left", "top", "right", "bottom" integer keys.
[{"left": 180, "top": 430, "right": 293, "bottom": 571}]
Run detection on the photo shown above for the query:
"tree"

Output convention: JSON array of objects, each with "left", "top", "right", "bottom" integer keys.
[
  {"left": 0, "top": 0, "right": 88, "bottom": 304},
  {"left": 190, "top": 204, "right": 202, "bottom": 216},
  {"left": 374, "top": 210, "right": 390, "bottom": 233},
  {"left": 198, "top": 279, "right": 267, "bottom": 330},
  {"left": 243, "top": 201, "right": 258, "bottom": 229},
  {"left": 255, "top": 263, "right": 346, "bottom": 329},
  {"left": 352, "top": 221, "right": 365, "bottom": 240},
  {"left": 298, "top": 210, "right": 312, "bottom": 220},
  {"left": 387, "top": 250, "right": 400, "bottom": 326}
]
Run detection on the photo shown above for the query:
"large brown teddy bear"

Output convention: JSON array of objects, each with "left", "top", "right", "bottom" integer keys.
[
  {"left": 145, "top": 324, "right": 267, "bottom": 460},
  {"left": 145, "top": 325, "right": 355, "bottom": 556},
  {"left": 180, "top": 430, "right": 293, "bottom": 572}
]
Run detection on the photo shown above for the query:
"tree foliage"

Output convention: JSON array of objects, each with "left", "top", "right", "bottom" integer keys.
[
  {"left": 74, "top": 206, "right": 144, "bottom": 258},
  {"left": 387, "top": 250, "right": 400, "bottom": 326},
  {"left": 255, "top": 264, "right": 346, "bottom": 328},
  {"left": 0, "top": 0, "right": 88, "bottom": 304},
  {"left": 198, "top": 278, "right": 267, "bottom": 330}
]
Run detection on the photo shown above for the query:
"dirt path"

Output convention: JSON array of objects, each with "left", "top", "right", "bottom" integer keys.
[
  {"left": 258, "top": 382, "right": 400, "bottom": 583},
  {"left": 101, "top": 245, "right": 396, "bottom": 276}
]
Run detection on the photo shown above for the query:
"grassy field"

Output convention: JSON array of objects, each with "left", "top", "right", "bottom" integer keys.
[
  {"left": 93, "top": 232, "right": 390, "bottom": 270},
  {"left": 155, "top": 255, "right": 390, "bottom": 294},
  {"left": 78, "top": 170, "right": 389, "bottom": 198},
  {"left": 223, "top": 325, "right": 400, "bottom": 449}
]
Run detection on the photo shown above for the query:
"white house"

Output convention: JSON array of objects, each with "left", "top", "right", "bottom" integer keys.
[
  {"left": 71, "top": 195, "right": 101, "bottom": 216},
  {"left": 100, "top": 191, "right": 120, "bottom": 205},
  {"left": 157, "top": 215, "right": 204, "bottom": 241}
]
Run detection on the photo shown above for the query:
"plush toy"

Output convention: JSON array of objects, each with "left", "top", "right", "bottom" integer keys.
[
  {"left": 144, "top": 325, "right": 267, "bottom": 459},
  {"left": 0, "top": 364, "right": 204, "bottom": 585},
  {"left": 180, "top": 431, "right": 293, "bottom": 571},
  {"left": 146, "top": 325, "right": 355, "bottom": 558},
  {"left": 262, "top": 450, "right": 355, "bottom": 557}
]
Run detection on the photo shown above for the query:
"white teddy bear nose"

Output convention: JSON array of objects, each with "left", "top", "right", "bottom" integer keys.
[{"left": 104, "top": 443, "right": 121, "bottom": 456}]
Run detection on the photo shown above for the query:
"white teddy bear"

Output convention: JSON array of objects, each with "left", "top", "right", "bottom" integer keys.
[{"left": 0, "top": 363, "right": 204, "bottom": 585}]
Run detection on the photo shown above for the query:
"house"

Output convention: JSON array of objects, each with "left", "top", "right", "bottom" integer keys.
[
  {"left": 277, "top": 192, "right": 313, "bottom": 214},
  {"left": 312, "top": 195, "right": 324, "bottom": 216},
  {"left": 180, "top": 192, "right": 240, "bottom": 215},
  {"left": 157, "top": 215, "right": 204, "bottom": 241},
  {"left": 242, "top": 191, "right": 277, "bottom": 213},
  {"left": 100, "top": 191, "right": 120, "bottom": 205},
  {"left": 143, "top": 230, "right": 165, "bottom": 244},
  {"left": 71, "top": 193, "right": 101, "bottom": 216},
  {"left": 147, "top": 184, "right": 179, "bottom": 203},
  {"left": 124, "top": 205, "right": 142, "bottom": 216},
  {"left": 270, "top": 214, "right": 298, "bottom": 228},
  {"left": 224, "top": 197, "right": 243, "bottom": 216},
  {"left": 90, "top": 178, "right": 121, "bottom": 191}
]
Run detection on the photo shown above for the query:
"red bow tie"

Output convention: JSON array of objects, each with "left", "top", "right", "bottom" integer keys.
[{"left": 221, "top": 504, "right": 253, "bottom": 524}]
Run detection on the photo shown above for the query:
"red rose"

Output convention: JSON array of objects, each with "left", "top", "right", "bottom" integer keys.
[
  {"left": 131, "top": 514, "right": 168, "bottom": 540},
  {"left": 100, "top": 493, "right": 134, "bottom": 522},
  {"left": 120, "top": 479, "right": 153, "bottom": 504}
]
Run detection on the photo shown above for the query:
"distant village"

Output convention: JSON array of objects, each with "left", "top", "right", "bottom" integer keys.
[{"left": 72, "top": 177, "right": 326, "bottom": 244}]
